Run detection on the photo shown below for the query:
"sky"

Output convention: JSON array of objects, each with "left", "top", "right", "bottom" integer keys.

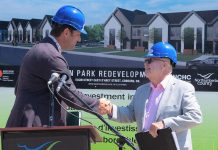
[{"left": 0, "top": 0, "right": 218, "bottom": 25}]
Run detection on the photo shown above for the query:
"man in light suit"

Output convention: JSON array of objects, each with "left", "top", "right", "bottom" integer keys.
[{"left": 100, "top": 42, "right": 202, "bottom": 150}]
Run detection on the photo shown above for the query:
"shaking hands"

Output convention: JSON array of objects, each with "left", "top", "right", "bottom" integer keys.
[{"left": 98, "top": 98, "right": 113, "bottom": 115}]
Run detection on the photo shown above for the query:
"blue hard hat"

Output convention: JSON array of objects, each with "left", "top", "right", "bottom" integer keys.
[
  {"left": 144, "top": 42, "right": 177, "bottom": 64},
  {"left": 52, "top": 5, "right": 87, "bottom": 34}
]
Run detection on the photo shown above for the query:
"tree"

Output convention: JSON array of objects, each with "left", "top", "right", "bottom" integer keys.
[
  {"left": 92, "top": 24, "right": 104, "bottom": 41},
  {"left": 84, "top": 25, "right": 95, "bottom": 41},
  {"left": 84, "top": 24, "right": 104, "bottom": 42}
]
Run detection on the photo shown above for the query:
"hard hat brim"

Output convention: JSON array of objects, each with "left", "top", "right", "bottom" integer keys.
[
  {"left": 144, "top": 54, "right": 161, "bottom": 58},
  {"left": 80, "top": 28, "right": 87, "bottom": 34}
]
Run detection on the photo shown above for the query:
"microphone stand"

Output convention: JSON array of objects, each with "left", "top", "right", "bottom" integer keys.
[
  {"left": 48, "top": 84, "right": 55, "bottom": 127},
  {"left": 62, "top": 84, "right": 137, "bottom": 150}
]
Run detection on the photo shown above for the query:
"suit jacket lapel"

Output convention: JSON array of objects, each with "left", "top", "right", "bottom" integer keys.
[
  {"left": 41, "top": 37, "right": 70, "bottom": 69},
  {"left": 155, "top": 76, "right": 176, "bottom": 121},
  {"left": 139, "top": 85, "right": 152, "bottom": 131},
  {"left": 141, "top": 85, "right": 152, "bottom": 113}
]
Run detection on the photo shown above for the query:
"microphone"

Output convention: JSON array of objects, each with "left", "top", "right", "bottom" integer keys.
[
  {"left": 47, "top": 72, "right": 59, "bottom": 85},
  {"left": 56, "top": 72, "right": 70, "bottom": 92}
]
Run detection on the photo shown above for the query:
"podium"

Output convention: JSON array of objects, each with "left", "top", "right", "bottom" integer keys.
[{"left": 0, "top": 125, "right": 102, "bottom": 150}]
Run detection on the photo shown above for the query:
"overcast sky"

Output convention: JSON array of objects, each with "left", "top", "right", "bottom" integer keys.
[{"left": 0, "top": 0, "right": 218, "bottom": 25}]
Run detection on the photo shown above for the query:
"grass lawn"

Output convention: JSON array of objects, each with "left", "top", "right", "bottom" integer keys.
[
  {"left": 0, "top": 42, "right": 34, "bottom": 47},
  {"left": 110, "top": 50, "right": 202, "bottom": 61},
  {"left": 177, "top": 53, "right": 202, "bottom": 61},
  {"left": 75, "top": 47, "right": 203, "bottom": 61},
  {"left": 1, "top": 43, "right": 203, "bottom": 62},
  {"left": 1, "top": 89, "right": 218, "bottom": 150},
  {"left": 109, "top": 50, "right": 145, "bottom": 58}
]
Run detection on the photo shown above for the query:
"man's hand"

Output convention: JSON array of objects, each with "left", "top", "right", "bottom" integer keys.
[
  {"left": 149, "top": 121, "right": 165, "bottom": 138},
  {"left": 98, "top": 98, "right": 112, "bottom": 115}
]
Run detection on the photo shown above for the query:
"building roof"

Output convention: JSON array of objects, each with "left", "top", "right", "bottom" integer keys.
[
  {"left": 132, "top": 13, "right": 155, "bottom": 26},
  {"left": 117, "top": 7, "right": 154, "bottom": 25},
  {"left": 44, "top": 15, "right": 53, "bottom": 24},
  {"left": 11, "top": 18, "right": 29, "bottom": 28},
  {"left": 196, "top": 10, "right": 218, "bottom": 24},
  {"left": 103, "top": 12, "right": 122, "bottom": 27},
  {"left": 38, "top": 15, "right": 53, "bottom": 30},
  {"left": 115, "top": 8, "right": 218, "bottom": 27},
  {"left": 29, "top": 19, "right": 42, "bottom": 28},
  {"left": 117, "top": 7, "right": 135, "bottom": 23},
  {"left": 160, "top": 10, "right": 218, "bottom": 25},
  {"left": 161, "top": 12, "right": 189, "bottom": 25},
  {"left": 0, "top": 21, "right": 9, "bottom": 29}
]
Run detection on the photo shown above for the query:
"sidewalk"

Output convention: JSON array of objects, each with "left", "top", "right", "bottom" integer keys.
[
  {"left": 66, "top": 50, "right": 144, "bottom": 62},
  {"left": 66, "top": 50, "right": 186, "bottom": 66}
]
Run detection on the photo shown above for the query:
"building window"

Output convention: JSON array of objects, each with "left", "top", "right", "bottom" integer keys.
[
  {"left": 137, "top": 29, "right": 141, "bottom": 36},
  {"left": 133, "top": 27, "right": 142, "bottom": 36},
  {"left": 46, "top": 30, "right": 50, "bottom": 37},
  {"left": 170, "top": 27, "right": 181, "bottom": 40},
  {"left": 109, "top": 29, "right": 115, "bottom": 45},
  {"left": 196, "top": 27, "right": 202, "bottom": 51},
  {"left": 8, "top": 30, "right": 12, "bottom": 41},
  {"left": 133, "top": 30, "right": 137, "bottom": 36},
  {"left": 19, "top": 30, "right": 22, "bottom": 42},
  {"left": 215, "top": 28, "right": 218, "bottom": 38},
  {"left": 143, "top": 28, "right": 149, "bottom": 40},
  {"left": 27, "top": 30, "right": 30, "bottom": 43},
  {"left": 154, "top": 28, "right": 162, "bottom": 43},
  {"left": 183, "top": 27, "right": 194, "bottom": 49},
  {"left": 170, "top": 29, "right": 175, "bottom": 37}
]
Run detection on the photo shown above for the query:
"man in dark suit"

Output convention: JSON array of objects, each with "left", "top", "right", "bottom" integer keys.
[{"left": 6, "top": 5, "right": 110, "bottom": 127}]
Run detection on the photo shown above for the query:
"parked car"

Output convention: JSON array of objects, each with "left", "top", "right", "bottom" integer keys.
[
  {"left": 186, "top": 57, "right": 218, "bottom": 69},
  {"left": 85, "top": 40, "right": 104, "bottom": 47}
]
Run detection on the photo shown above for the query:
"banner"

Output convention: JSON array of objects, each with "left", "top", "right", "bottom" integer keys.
[
  {"left": 1, "top": 65, "right": 218, "bottom": 91},
  {"left": 1, "top": 65, "right": 218, "bottom": 150},
  {"left": 0, "top": 65, "right": 19, "bottom": 87}
]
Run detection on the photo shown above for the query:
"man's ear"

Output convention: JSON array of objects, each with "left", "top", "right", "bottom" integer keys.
[{"left": 63, "top": 28, "right": 70, "bottom": 36}]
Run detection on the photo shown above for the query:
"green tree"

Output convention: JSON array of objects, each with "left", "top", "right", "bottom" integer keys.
[
  {"left": 84, "top": 24, "right": 104, "bottom": 41},
  {"left": 84, "top": 25, "right": 95, "bottom": 41},
  {"left": 92, "top": 24, "right": 104, "bottom": 41}
]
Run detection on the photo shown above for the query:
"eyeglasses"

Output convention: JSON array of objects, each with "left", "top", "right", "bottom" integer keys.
[{"left": 144, "top": 58, "right": 166, "bottom": 64}]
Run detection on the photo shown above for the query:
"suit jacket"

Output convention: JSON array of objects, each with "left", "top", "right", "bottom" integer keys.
[
  {"left": 111, "top": 75, "right": 202, "bottom": 150},
  {"left": 6, "top": 37, "right": 99, "bottom": 127}
]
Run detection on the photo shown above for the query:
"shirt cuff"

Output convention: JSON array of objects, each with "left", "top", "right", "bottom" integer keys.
[{"left": 108, "top": 104, "right": 117, "bottom": 119}]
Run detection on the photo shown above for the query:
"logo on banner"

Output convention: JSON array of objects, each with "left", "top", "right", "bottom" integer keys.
[
  {"left": 173, "top": 74, "right": 191, "bottom": 82},
  {"left": 195, "top": 73, "right": 218, "bottom": 86},
  {"left": 0, "top": 69, "right": 3, "bottom": 77},
  {"left": 0, "top": 69, "right": 15, "bottom": 82},
  {"left": 17, "top": 141, "right": 61, "bottom": 150},
  {"left": 197, "top": 73, "right": 214, "bottom": 79}
]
